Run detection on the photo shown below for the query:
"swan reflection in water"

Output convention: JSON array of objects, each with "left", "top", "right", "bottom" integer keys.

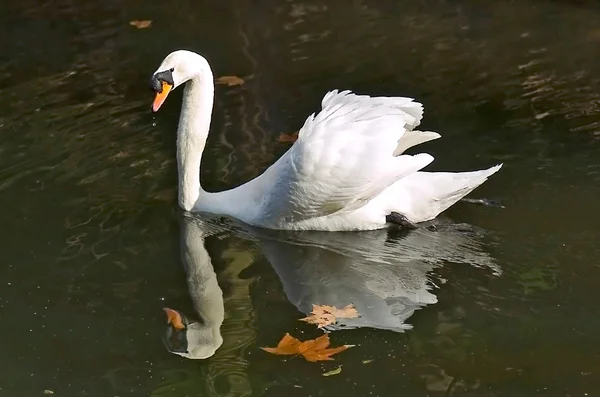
[
  {"left": 162, "top": 215, "right": 226, "bottom": 359},
  {"left": 163, "top": 213, "right": 500, "bottom": 359}
]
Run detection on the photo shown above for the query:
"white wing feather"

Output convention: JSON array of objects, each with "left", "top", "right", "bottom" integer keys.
[{"left": 256, "top": 90, "right": 438, "bottom": 226}]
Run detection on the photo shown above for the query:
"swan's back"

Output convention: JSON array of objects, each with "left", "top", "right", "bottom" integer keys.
[{"left": 240, "top": 90, "right": 501, "bottom": 231}]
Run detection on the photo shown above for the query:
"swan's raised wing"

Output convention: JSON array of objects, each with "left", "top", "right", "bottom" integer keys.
[{"left": 257, "top": 90, "right": 441, "bottom": 224}]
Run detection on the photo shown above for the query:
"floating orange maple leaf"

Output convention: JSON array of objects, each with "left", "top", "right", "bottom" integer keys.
[
  {"left": 300, "top": 304, "right": 359, "bottom": 328},
  {"left": 261, "top": 333, "right": 352, "bottom": 362},
  {"left": 215, "top": 75, "right": 245, "bottom": 86},
  {"left": 278, "top": 131, "right": 299, "bottom": 143},
  {"left": 163, "top": 307, "right": 185, "bottom": 330}
]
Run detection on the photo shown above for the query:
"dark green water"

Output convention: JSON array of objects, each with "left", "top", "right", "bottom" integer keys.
[{"left": 2, "top": 0, "right": 600, "bottom": 396}]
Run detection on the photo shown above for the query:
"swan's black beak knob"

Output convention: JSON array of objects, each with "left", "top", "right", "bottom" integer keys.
[
  {"left": 150, "top": 68, "right": 175, "bottom": 112},
  {"left": 150, "top": 68, "right": 175, "bottom": 92}
]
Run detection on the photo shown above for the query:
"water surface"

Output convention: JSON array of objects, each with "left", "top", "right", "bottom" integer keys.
[{"left": 1, "top": 0, "right": 600, "bottom": 396}]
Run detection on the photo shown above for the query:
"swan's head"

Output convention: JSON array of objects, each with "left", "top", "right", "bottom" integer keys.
[{"left": 150, "top": 50, "right": 207, "bottom": 112}]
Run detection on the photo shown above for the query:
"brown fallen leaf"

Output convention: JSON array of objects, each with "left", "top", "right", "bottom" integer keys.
[
  {"left": 130, "top": 20, "right": 152, "bottom": 29},
  {"left": 163, "top": 307, "right": 185, "bottom": 330},
  {"left": 261, "top": 333, "right": 352, "bottom": 362},
  {"left": 215, "top": 75, "right": 245, "bottom": 87},
  {"left": 278, "top": 131, "right": 299, "bottom": 143},
  {"left": 300, "top": 304, "right": 359, "bottom": 328}
]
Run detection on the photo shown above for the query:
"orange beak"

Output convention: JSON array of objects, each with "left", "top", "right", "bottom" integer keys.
[{"left": 152, "top": 81, "right": 173, "bottom": 112}]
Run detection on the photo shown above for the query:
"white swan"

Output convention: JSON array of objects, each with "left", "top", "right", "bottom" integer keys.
[{"left": 150, "top": 50, "right": 502, "bottom": 231}]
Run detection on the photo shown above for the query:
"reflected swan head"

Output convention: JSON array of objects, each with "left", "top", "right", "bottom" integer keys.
[{"left": 163, "top": 317, "right": 224, "bottom": 360}]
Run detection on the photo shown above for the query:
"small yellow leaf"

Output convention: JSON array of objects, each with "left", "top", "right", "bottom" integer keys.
[
  {"left": 322, "top": 366, "right": 342, "bottom": 376},
  {"left": 130, "top": 20, "right": 152, "bottom": 29},
  {"left": 362, "top": 359, "right": 374, "bottom": 364},
  {"left": 215, "top": 75, "right": 245, "bottom": 87},
  {"left": 43, "top": 391, "right": 54, "bottom": 396}
]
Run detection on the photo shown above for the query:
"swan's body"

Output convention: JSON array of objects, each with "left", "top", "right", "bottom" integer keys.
[{"left": 151, "top": 50, "right": 502, "bottom": 231}]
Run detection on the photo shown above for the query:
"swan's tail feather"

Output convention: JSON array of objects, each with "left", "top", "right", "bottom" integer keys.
[
  {"left": 393, "top": 130, "right": 441, "bottom": 156},
  {"left": 390, "top": 164, "right": 503, "bottom": 222}
]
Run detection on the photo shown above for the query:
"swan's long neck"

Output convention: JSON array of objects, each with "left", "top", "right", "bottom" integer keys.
[{"left": 177, "top": 62, "right": 214, "bottom": 211}]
